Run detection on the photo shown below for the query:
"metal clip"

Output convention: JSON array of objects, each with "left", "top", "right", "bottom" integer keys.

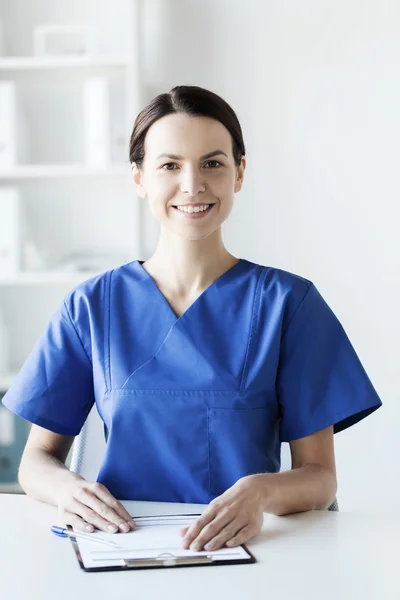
[{"left": 123, "top": 552, "right": 215, "bottom": 568}]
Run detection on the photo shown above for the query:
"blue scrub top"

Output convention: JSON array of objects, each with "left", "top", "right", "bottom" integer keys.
[{"left": 2, "top": 259, "right": 382, "bottom": 503}]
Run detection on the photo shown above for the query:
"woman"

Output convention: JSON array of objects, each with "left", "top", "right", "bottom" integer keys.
[{"left": 3, "top": 85, "right": 382, "bottom": 553}]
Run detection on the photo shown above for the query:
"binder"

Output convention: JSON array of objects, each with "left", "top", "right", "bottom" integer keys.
[
  {"left": 0, "top": 82, "right": 29, "bottom": 167},
  {"left": 0, "top": 81, "right": 18, "bottom": 167},
  {"left": 0, "top": 187, "right": 21, "bottom": 276},
  {"left": 82, "top": 76, "right": 111, "bottom": 167}
]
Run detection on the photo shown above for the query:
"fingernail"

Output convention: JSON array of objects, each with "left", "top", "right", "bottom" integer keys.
[
  {"left": 85, "top": 525, "right": 94, "bottom": 532},
  {"left": 119, "top": 523, "right": 130, "bottom": 533},
  {"left": 107, "top": 524, "right": 118, "bottom": 533}
]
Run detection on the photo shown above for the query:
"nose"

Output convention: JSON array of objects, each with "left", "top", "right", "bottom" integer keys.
[{"left": 179, "top": 167, "right": 206, "bottom": 196}]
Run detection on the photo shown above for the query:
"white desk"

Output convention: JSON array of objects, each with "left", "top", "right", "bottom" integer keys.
[{"left": 1, "top": 494, "right": 395, "bottom": 600}]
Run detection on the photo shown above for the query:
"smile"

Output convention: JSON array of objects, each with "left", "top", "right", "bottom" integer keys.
[
  {"left": 174, "top": 204, "right": 211, "bottom": 213},
  {"left": 172, "top": 204, "right": 215, "bottom": 218}
]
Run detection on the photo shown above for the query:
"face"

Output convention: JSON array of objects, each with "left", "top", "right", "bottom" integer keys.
[{"left": 131, "top": 113, "right": 246, "bottom": 240}]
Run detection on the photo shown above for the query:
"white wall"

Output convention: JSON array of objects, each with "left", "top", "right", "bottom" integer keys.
[{"left": 140, "top": 0, "right": 399, "bottom": 511}]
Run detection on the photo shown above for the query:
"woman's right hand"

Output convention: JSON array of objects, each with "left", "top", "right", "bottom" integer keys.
[{"left": 56, "top": 473, "right": 136, "bottom": 534}]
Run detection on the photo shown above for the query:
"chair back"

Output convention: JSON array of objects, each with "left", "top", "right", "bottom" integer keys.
[{"left": 69, "top": 405, "right": 105, "bottom": 481}]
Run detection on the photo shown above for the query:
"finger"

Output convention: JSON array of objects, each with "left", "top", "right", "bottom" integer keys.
[
  {"left": 181, "top": 506, "right": 220, "bottom": 549},
  {"left": 203, "top": 521, "right": 244, "bottom": 551},
  {"left": 184, "top": 510, "right": 236, "bottom": 551},
  {"left": 90, "top": 483, "right": 136, "bottom": 530},
  {"left": 62, "top": 510, "right": 95, "bottom": 533},
  {"left": 73, "top": 487, "right": 132, "bottom": 533},
  {"left": 179, "top": 526, "right": 189, "bottom": 537},
  {"left": 225, "top": 524, "right": 254, "bottom": 548},
  {"left": 68, "top": 496, "right": 127, "bottom": 534}
]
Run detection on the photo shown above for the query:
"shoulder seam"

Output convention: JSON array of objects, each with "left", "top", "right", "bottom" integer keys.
[
  {"left": 62, "top": 300, "right": 92, "bottom": 366},
  {"left": 281, "top": 281, "right": 313, "bottom": 342},
  {"left": 239, "top": 266, "right": 269, "bottom": 391}
]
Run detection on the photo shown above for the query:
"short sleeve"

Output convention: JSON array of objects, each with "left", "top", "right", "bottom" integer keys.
[
  {"left": 2, "top": 298, "right": 95, "bottom": 436},
  {"left": 276, "top": 282, "right": 382, "bottom": 442}
]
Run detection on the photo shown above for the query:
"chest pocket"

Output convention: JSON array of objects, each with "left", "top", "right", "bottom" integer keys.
[{"left": 207, "top": 394, "right": 281, "bottom": 497}]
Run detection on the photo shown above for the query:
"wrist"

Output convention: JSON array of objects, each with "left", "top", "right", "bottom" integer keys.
[
  {"left": 53, "top": 469, "right": 84, "bottom": 501},
  {"left": 247, "top": 473, "right": 278, "bottom": 514}
]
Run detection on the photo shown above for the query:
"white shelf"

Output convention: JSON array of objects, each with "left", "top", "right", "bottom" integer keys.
[
  {"left": 0, "top": 482, "right": 24, "bottom": 494},
  {"left": 0, "top": 164, "right": 129, "bottom": 179},
  {"left": 0, "top": 270, "right": 103, "bottom": 286},
  {"left": 0, "top": 0, "right": 141, "bottom": 376},
  {"left": 0, "top": 371, "right": 18, "bottom": 389},
  {"left": 0, "top": 56, "right": 132, "bottom": 71}
]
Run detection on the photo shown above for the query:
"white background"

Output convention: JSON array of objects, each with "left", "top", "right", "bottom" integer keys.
[{"left": 1, "top": 0, "right": 398, "bottom": 510}]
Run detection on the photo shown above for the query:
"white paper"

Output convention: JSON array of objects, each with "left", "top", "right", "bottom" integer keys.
[{"left": 72, "top": 505, "right": 252, "bottom": 569}]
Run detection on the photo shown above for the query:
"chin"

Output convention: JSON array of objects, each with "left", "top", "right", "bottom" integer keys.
[{"left": 173, "top": 226, "right": 218, "bottom": 241}]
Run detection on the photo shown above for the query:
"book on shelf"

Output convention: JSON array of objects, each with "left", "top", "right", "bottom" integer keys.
[
  {"left": 83, "top": 76, "right": 111, "bottom": 167},
  {"left": 0, "top": 80, "right": 30, "bottom": 167},
  {"left": 0, "top": 187, "right": 22, "bottom": 276}
]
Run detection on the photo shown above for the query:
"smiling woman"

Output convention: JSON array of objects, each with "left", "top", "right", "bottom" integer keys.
[
  {"left": 129, "top": 88, "right": 245, "bottom": 247},
  {"left": 2, "top": 85, "right": 382, "bottom": 553}
]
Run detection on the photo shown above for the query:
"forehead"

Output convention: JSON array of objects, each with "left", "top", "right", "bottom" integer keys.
[{"left": 144, "top": 113, "right": 232, "bottom": 158}]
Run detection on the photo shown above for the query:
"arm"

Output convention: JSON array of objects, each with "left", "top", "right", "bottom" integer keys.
[
  {"left": 258, "top": 424, "right": 337, "bottom": 515},
  {"left": 19, "top": 424, "right": 135, "bottom": 533},
  {"left": 19, "top": 423, "right": 78, "bottom": 505}
]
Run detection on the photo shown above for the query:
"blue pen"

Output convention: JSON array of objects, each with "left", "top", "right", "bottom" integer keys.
[{"left": 51, "top": 526, "right": 121, "bottom": 549}]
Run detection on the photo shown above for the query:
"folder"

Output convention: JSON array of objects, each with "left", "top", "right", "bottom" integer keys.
[{"left": 66, "top": 510, "right": 256, "bottom": 571}]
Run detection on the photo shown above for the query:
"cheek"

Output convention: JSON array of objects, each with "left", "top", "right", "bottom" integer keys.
[{"left": 210, "top": 172, "right": 236, "bottom": 195}]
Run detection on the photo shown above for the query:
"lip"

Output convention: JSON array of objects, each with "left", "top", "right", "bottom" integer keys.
[{"left": 172, "top": 203, "right": 215, "bottom": 207}]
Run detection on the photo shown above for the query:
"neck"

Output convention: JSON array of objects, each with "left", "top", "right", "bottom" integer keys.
[{"left": 142, "top": 229, "right": 239, "bottom": 296}]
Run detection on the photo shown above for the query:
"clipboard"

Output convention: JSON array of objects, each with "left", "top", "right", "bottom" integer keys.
[{"left": 66, "top": 523, "right": 256, "bottom": 572}]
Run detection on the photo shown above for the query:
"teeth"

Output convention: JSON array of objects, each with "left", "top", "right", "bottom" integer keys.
[{"left": 176, "top": 204, "right": 210, "bottom": 213}]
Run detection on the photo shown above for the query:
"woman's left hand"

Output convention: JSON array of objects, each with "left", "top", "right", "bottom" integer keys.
[{"left": 179, "top": 474, "right": 265, "bottom": 551}]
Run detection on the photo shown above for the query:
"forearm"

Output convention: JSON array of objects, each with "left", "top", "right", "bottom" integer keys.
[
  {"left": 255, "top": 464, "right": 337, "bottom": 515},
  {"left": 18, "top": 447, "right": 83, "bottom": 506}
]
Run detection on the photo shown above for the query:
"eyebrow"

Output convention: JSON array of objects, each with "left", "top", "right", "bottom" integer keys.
[{"left": 156, "top": 149, "right": 229, "bottom": 161}]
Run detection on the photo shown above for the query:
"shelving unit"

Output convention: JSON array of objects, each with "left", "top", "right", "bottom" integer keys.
[
  {"left": 0, "top": 164, "right": 130, "bottom": 179},
  {"left": 0, "top": 270, "right": 102, "bottom": 286},
  {"left": 0, "top": 371, "right": 18, "bottom": 390},
  {"left": 0, "top": 0, "right": 143, "bottom": 491},
  {"left": 0, "top": 55, "right": 132, "bottom": 70}
]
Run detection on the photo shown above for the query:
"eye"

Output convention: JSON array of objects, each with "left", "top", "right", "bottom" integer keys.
[
  {"left": 204, "top": 160, "right": 223, "bottom": 168},
  {"left": 161, "top": 162, "right": 179, "bottom": 171}
]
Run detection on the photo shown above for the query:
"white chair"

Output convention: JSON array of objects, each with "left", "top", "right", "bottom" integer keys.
[
  {"left": 69, "top": 404, "right": 106, "bottom": 481},
  {"left": 70, "top": 410, "right": 338, "bottom": 511}
]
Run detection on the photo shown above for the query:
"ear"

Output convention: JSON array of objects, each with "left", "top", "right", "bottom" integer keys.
[
  {"left": 131, "top": 162, "right": 147, "bottom": 199},
  {"left": 234, "top": 156, "right": 246, "bottom": 193}
]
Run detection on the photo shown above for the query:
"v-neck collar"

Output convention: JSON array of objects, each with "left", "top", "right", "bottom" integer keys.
[{"left": 133, "top": 258, "right": 248, "bottom": 321}]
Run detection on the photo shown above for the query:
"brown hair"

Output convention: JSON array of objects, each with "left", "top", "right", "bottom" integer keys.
[{"left": 129, "top": 85, "right": 245, "bottom": 168}]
